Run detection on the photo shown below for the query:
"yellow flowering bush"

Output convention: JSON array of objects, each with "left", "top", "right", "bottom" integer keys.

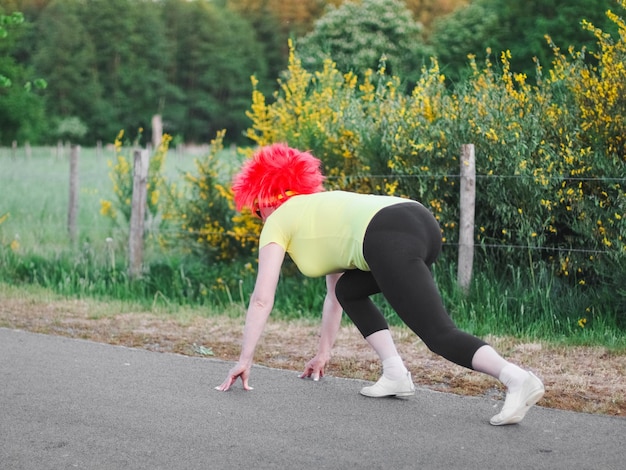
[
  {"left": 173, "top": 131, "right": 260, "bottom": 261},
  {"left": 246, "top": 40, "right": 379, "bottom": 192},
  {"left": 531, "top": 3, "right": 626, "bottom": 282},
  {"left": 100, "top": 130, "right": 172, "bottom": 227},
  {"left": 239, "top": 2, "right": 625, "bottom": 290}
]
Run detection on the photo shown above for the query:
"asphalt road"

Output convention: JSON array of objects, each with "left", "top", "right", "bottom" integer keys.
[{"left": 1, "top": 327, "right": 624, "bottom": 470}]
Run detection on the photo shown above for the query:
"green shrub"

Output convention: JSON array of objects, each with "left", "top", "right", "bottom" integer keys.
[{"left": 239, "top": 4, "right": 625, "bottom": 326}]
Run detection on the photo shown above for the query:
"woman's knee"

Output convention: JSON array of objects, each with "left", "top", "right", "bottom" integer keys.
[
  {"left": 335, "top": 270, "right": 377, "bottom": 303},
  {"left": 334, "top": 276, "right": 350, "bottom": 306},
  {"left": 420, "top": 327, "right": 486, "bottom": 369}
]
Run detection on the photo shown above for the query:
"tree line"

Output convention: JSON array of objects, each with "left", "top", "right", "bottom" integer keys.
[{"left": 0, "top": 0, "right": 619, "bottom": 146}]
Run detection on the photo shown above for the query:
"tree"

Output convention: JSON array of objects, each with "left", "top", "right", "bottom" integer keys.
[
  {"left": 31, "top": 0, "right": 101, "bottom": 143},
  {"left": 0, "top": 55, "right": 46, "bottom": 143},
  {"left": 297, "top": 0, "right": 433, "bottom": 86},
  {"left": 430, "top": 0, "right": 620, "bottom": 84},
  {"left": 162, "top": 0, "right": 267, "bottom": 143},
  {"left": 0, "top": 10, "right": 26, "bottom": 88},
  {"left": 428, "top": 0, "right": 502, "bottom": 84},
  {"left": 81, "top": 0, "right": 170, "bottom": 142},
  {"left": 225, "top": 0, "right": 293, "bottom": 86},
  {"left": 226, "top": 0, "right": 332, "bottom": 36},
  {"left": 403, "top": 0, "right": 468, "bottom": 33},
  {"left": 0, "top": 7, "right": 46, "bottom": 144}
]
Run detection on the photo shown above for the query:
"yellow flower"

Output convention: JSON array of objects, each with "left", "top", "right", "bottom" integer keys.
[
  {"left": 577, "top": 318, "right": 587, "bottom": 328},
  {"left": 150, "top": 190, "right": 160, "bottom": 207},
  {"left": 100, "top": 200, "right": 116, "bottom": 219}
]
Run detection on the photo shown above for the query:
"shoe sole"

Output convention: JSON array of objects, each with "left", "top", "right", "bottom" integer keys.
[
  {"left": 360, "top": 389, "right": 416, "bottom": 398},
  {"left": 490, "top": 386, "right": 545, "bottom": 426}
]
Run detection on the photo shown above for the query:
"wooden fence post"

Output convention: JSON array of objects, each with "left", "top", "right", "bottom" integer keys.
[
  {"left": 56, "top": 140, "right": 64, "bottom": 160},
  {"left": 152, "top": 114, "right": 163, "bottom": 150},
  {"left": 128, "top": 149, "right": 150, "bottom": 279},
  {"left": 458, "top": 144, "right": 476, "bottom": 293},
  {"left": 67, "top": 145, "right": 80, "bottom": 244}
]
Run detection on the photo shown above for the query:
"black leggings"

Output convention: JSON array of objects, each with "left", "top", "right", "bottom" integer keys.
[{"left": 335, "top": 202, "right": 486, "bottom": 370}]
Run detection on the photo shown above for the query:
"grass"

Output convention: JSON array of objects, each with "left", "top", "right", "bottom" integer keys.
[
  {"left": 434, "top": 262, "right": 626, "bottom": 350},
  {"left": 1, "top": 146, "right": 625, "bottom": 350},
  {"left": 0, "top": 145, "right": 203, "bottom": 252}
]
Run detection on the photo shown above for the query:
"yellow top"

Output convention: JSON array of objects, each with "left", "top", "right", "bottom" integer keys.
[{"left": 259, "top": 191, "right": 418, "bottom": 277}]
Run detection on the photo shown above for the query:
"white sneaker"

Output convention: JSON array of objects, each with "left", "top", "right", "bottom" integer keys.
[
  {"left": 490, "top": 371, "right": 545, "bottom": 425},
  {"left": 360, "top": 372, "right": 416, "bottom": 398}
]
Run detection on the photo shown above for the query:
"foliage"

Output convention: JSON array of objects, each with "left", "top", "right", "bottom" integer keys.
[
  {"left": 224, "top": 0, "right": 289, "bottom": 96},
  {"left": 0, "top": 66, "right": 46, "bottom": 143},
  {"left": 427, "top": 0, "right": 501, "bottom": 84},
  {"left": 77, "top": 0, "right": 169, "bottom": 143},
  {"left": 430, "top": 0, "right": 620, "bottom": 84},
  {"left": 532, "top": 8, "right": 626, "bottom": 288},
  {"left": 224, "top": 0, "right": 331, "bottom": 91},
  {"left": 0, "top": 10, "right": 24, "bottom": 87},
  {"left": 241, "top": 4, "right": 626, "bottom": 324},
  {"left": 2, "top": 241, "right": 624, "bottom": 343},
  {"left": 31, "top": 0, "right": 102, "bottom": 142},
  {"left": 161, "top": 0, "right": 267, "bottom": 144},
  {"left": 100, "top": 130, "right": 172, "bottom": 230},
  {"left": 4, "top": 0, "right": 618, "bottom": 146},
  {"left": 0, "top": 7, "right": 46, "bottom": 144},
  {"left": 56, "top": 116, "right": 87, "bottom": 141},
  {"left": 402, "top": 0, "right": 469, "bottom": 33},
  {"left": 166, "top": 130, "right": 260, "bottom": 262},
  {"left": 297, "top": 0, "right": 433, "bottom": 85},
  {"left": 1, "top": 0, "right": 268, "bottom": 144}
]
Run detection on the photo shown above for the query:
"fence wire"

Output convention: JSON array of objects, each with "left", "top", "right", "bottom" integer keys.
[
  {"left": 3, "top": 159, "right": 623, "bottom": 257},
  {"left": 330, "top": 173, "right": 626, "bottom": 183},
  {"left": 7, "top": 225, "right": 618, "bottom": 259}
]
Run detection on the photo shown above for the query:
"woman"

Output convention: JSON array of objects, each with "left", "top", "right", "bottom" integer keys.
[{"left": 215, "top": 143, "right": 544, "bottom": 426}]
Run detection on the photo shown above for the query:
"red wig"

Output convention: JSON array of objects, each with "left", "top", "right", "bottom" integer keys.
[{"left": 232, "top": 143, "right": 325, "bottom": 211}]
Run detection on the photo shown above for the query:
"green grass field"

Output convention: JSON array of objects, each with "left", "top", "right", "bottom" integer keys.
[{"left": 0, "top": 145, "right": 199, "bottom": 253}]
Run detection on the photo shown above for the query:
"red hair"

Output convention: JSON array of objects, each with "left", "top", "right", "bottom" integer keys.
[{"left": 232, "top": 143, "right": 325, "bottom": 211}]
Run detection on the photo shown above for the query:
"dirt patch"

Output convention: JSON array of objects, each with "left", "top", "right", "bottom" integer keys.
[{"left": 1, "top": 295, "right": 624, "bottom": 416}]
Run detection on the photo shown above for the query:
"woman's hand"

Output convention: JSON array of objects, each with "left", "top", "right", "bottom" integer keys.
[
  {"left": 299, "top": 353, "right": 329, "bottom": 381},
  {"left": 215, "top": 362, "right": 254, "bottom": 391},
  {"left": 299, "top": 273, "right": 343, "bottom": 382},
  {"left": 215, "top": 243, "right": 286, "bottom": 392}
]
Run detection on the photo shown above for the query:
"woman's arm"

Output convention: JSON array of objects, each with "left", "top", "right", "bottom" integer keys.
[
  {"left": 215, "top": 242, "right": 285, "bottom": 391},
  {"left": 300, "top": 272, "right": 344, "bottom": 381}
]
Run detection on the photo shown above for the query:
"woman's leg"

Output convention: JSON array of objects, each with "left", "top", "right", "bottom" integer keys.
[
  {"left": 335, "top": 271, "right": 409, "bottom": 382},
  {"left": 334, "top": 269, "right": 388, "bottom": 337},
  {"left": 362, "top": 203, "right": 544, "bottom": 423},
  {"left": 363, "top": 204, "right": 486, "bottom": 369},
  {"left": 472, "top": 344, "right": 544, "bottom": 425}
]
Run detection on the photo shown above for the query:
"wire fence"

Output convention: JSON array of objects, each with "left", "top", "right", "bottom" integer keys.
[
  {"left": 2, "top": 148, "right": 624, "bottom": 260},
  {"left": 338, "top": 173, "right": 626, "bottom": 184},
  {"left": 327, "top": 172, "right": 625, "bottom": 257}
]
